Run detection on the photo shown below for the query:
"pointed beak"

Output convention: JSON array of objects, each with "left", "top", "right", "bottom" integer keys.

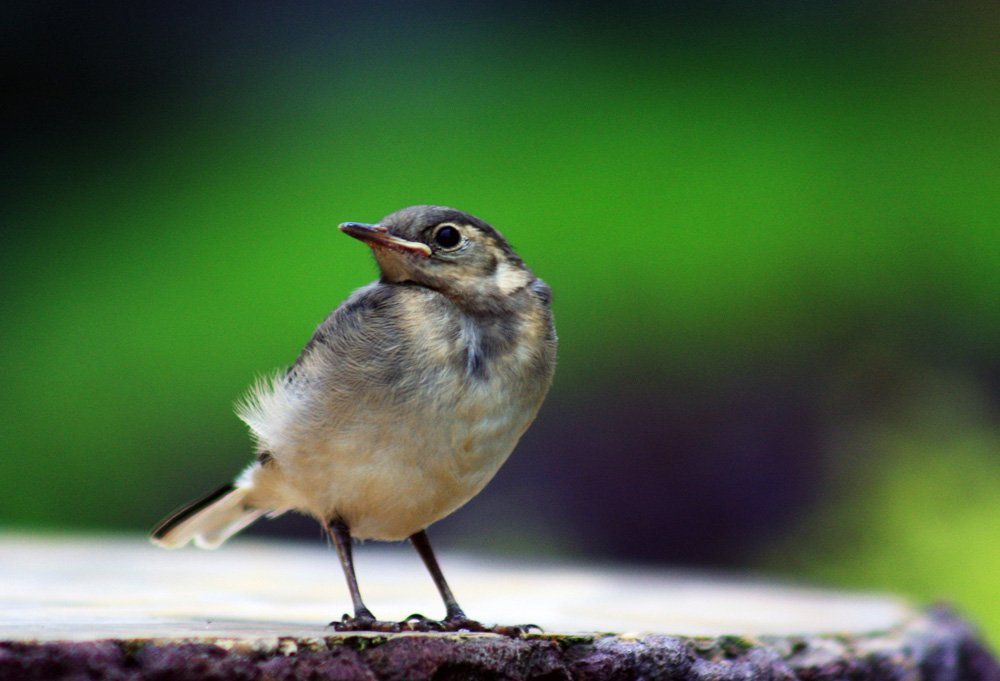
[{"left": 338, "top": 222, "right": 432, "bottom": 257}]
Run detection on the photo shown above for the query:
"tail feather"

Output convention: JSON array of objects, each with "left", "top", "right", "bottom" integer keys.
[{"left": 151, "top": 484, "right": 266, "bottom": 549}]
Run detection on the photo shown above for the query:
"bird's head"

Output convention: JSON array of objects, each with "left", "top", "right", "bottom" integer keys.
[{"left": 340, "top": 206, "right": 534, "bottom": 307}]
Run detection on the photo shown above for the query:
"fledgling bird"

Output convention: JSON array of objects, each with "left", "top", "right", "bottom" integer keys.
[{"left": 150, "top": 205, "right": 557, "bottom": 634}]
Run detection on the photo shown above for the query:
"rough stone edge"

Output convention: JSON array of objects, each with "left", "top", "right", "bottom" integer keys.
[{"left": 0, "top": 606, "right": 996, "bottom": 681}]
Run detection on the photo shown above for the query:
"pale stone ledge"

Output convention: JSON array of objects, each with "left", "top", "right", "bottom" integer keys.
[{"left": 0, "top": 533, "right": 995, "bottom": 680}]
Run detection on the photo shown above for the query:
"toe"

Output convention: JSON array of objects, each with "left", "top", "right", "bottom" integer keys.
[{"left": 489, "top": 623, "right": 543, "bottom": 637}]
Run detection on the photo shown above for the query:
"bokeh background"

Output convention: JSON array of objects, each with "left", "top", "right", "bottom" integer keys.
[{"left": 4, "top": 0, "right": 1000, "bottom": 644}]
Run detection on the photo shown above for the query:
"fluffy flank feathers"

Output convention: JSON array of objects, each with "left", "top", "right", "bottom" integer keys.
[{"left": 236, "top": 370, "right": 304, "bottom": 454}]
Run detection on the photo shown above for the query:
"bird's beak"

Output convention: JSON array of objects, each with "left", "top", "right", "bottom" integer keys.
[{"left": 339, "top": 223, "right": 432, "bottom": 257}]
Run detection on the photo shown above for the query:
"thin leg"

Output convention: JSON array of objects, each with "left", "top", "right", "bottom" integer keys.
[
  {"left": 328, "top": 519, "right": 375, "bottom": 622},
  {"left": 409, "top": 529, "right": 466, "bottom": 621},
  {"left": 327, "top": 524, "right": 535, "bottom": 636}
]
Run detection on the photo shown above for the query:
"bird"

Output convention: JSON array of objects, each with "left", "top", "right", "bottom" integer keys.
[{"left": 150, "top": 205, "right": 557, "bottom": 634}]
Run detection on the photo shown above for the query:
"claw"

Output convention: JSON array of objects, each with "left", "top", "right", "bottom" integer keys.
[
  {"left": 489, "top": 623, "right": 543, "bottom": 637},
  {"left": 401, "top": 614, "right": 445, "bottom": 631}
]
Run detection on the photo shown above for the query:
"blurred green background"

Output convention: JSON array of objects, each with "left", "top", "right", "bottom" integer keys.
[{"left": 4, "top": 0, "right": 1000, "bottom": 644}]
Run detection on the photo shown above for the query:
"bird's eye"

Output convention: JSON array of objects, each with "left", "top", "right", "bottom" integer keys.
[{"left": 433, "top": 225, "right": 462, "bottom": 249}]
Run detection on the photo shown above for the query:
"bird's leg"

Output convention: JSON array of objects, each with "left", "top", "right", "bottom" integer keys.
[
  {"left": 329, "top": 519, "right": 374, "bottom": 621},
  {"left": 328, "top": 518, "right": 393, "bottom": 631},
  {"left": 408, "top": 529, "right": 469, "bottom": 624},
  {"left": 408, "top": 529, "right": 543, "bottom": 637},
  {"left": 327, "top": 522, "right": 537, "bottom": 636}
]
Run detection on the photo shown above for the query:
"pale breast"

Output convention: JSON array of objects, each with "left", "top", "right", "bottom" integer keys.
[{"left": 241, "top": 280, "right": 556, "bottom": 540}]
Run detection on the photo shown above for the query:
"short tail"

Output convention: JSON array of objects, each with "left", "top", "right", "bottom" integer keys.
[{"left": 150, "top": 483, "right": 267, "bottom": 549}]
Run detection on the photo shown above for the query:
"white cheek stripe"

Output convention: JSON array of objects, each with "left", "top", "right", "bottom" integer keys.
[{"left": 494, "top": 260, "right": 530, "bottom": 295}]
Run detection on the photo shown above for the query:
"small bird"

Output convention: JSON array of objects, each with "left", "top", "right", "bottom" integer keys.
[{"left": 150, "top": 205, "right": 557, "bottom": 634}]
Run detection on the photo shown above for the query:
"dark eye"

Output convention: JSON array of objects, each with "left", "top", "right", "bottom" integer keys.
[{"left": 433, "top": 225, "right": 462, "bottom": 249}]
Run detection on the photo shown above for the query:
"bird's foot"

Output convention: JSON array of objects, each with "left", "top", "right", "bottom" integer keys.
[
  {"left": 329, "top": 612, "right": 541, "bottom": 637},
  {"left": 437, "top": 614, "right": 542, "bottom": 637},
  {"left": 330, "top": 613, "right": 405, "bottom": 633}
]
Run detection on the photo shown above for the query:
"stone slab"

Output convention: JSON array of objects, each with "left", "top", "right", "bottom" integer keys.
[{"left": 0, "top": 533, "right": 912, "bottom": 641}]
